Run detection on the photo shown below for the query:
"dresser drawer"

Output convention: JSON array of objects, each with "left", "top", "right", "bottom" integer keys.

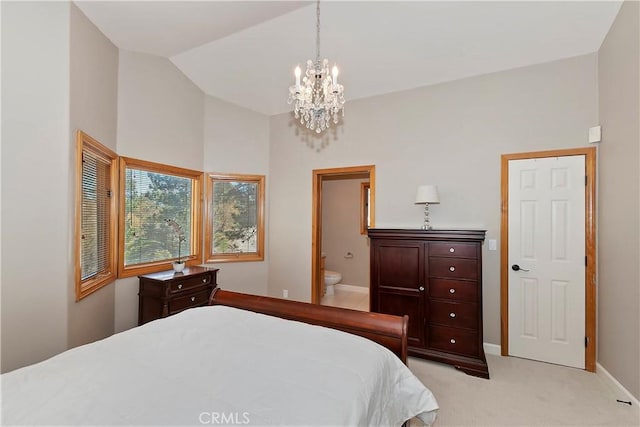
[
  {"left": 429, "top": 242, "right": 477, "bottom": 259},
  {"left": 368, "top": 229, "right": 489, "bottom": 378},
  {"left": 429, "top": 257, "right": 478, "bottom": 280},
  {"left": 169, "top": 289, "right": 211, "bottom": 314},
  {"left": 429, "top": 325, "right": 479, "bottom": 357},
  {"left": 170, "top": 273, "right": 212, "bottom": 293},
  {"left": 430, "top": 279, "right": 478, "bottom": 302},
  {"left": 429, "top": 300, "right": 478, "bottom": 330}
]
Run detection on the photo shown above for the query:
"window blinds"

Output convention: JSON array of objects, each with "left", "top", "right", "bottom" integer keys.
[
  {"left": 212, "top": 181, "right": 258, "bottom": 254},
  {"left": 81, "top": 150, "right": 112, "bottom": 281},
  {"left": 124, "top": 168, "right": 192, "bottom": 266}
]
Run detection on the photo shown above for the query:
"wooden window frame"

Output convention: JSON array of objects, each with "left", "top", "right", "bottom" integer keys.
[
  {"left": 74, "top": 130, "right": 118, "bottom": 301},
  {"left": 205, "top": 173, "right": 265, "bottom": 263},
  {"left": 360, "top": 182, "right": 371, "bottom": 235},
  {"left": 118, "top": 157, "right": 203, "bottom": 278}
]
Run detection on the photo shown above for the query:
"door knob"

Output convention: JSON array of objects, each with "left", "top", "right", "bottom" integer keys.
[
  {"left": 419, "top": 286, "right": 425, "bottom": 291},
  {"left": 511, "top": 264, "right": 530, "bottom": 272}
]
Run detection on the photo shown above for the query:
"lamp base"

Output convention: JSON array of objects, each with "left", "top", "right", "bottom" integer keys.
[{"left": 421, "top": 203, "right": 432, "bottom": 230}]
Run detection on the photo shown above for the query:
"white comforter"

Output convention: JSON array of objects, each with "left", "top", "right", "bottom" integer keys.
[{"left": 2, "top": 305, "right": 438, "bottom": 426}]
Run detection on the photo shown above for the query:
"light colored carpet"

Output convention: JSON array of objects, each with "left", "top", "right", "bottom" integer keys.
[{"left": 408, "top": 354, "right": 639, "bottom": 426}]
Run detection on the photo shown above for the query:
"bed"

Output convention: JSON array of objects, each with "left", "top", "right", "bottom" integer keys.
[{"left": 2, "top": 289, "right": 438, "bottom": 426}]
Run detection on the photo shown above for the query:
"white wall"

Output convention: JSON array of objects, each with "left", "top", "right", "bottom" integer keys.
[
  {"left": 68, "top": 3, "right": 119, "bottom": 349},
  {"left": 322, "top": 178, "right": 369, "bottom": 287},
  {"left": 1, "top": 1, "right": 71, "bottom": 372},
  {"left": 268, "top": 54, "right": 598, "bottom": 345},
  {"left": 114, "top": 50, "right": 205, "bottom": 333},
  {"left": 201, "top": 96, "right": 270, "bottom": 295},
  {"left": 597, "top": 0, "right": 640, "bottom": 400}
]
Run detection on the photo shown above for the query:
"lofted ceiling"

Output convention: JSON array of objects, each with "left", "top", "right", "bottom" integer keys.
[{"left": 75, "top": 1, "right": 622, "bottom": 116}]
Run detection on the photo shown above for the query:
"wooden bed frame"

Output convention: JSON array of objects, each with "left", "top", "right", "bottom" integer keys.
[{"left": 209, "top": 289, "right": 409, "bottom": 364}]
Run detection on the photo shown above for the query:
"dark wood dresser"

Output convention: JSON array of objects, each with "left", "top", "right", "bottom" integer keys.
[
  {"left": 369, "top": 229, "right": 489, "bottom": 378},
  {"left": 138, "top": 266, "right": 219, "bottom": 325}
]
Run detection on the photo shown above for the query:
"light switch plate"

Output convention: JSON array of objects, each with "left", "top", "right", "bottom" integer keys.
[
  {"left": 589, "top": 126, "right": 601, "bottom": 143},
  {"left": 488, "top": 239, "right": 497, "bottom": 251}
]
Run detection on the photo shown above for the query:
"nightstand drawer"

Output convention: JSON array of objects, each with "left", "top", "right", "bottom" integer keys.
[
  {"left": 429, "top": 279, "right": 477, "bottom": 302},
  {"left": 169, "top": 289, "right": 211, "bottom": 314},
  {"left": 429, "top": 242, "right": 477, "bottom": 259},
  {"left": 139, "top": 267, "right": 219, "bottom": 325},
  {"left": 429, "top": 325, "right": 479, "bottom": 357},
  {"left": 429, "top": 257, "right": 478, "bottom": 280},
  {"left": 429, "top": 300, "right": 478, "bottom": 330},
  {"left": 170, "top": 273, "right": 212, "bottom": 293}
]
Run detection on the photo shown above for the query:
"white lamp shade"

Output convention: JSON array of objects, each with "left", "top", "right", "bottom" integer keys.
[{"left": 415, "top": 185, "right": 440, "bottom": 204}]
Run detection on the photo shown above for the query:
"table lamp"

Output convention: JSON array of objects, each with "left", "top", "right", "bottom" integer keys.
[{"left": 415, "top": 185, "right": 440, "bottom": 230}]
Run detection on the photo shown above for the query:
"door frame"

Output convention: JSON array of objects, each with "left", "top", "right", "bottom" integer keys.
[
  {"left": 311, "top": 165, "right": 375, "bottom": 304},
  {"left": 500, "top": 147, "right": 596, "bottom": 372}
]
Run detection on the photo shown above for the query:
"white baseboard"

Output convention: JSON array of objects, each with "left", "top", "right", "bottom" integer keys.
[
  {"left": 483, "top": 343, "right": 501, "bottom": 356},
  {"left": 596, "top": 362, "right": 640, "bottom": 407},
  {"left": 335, "top": 284, "right": 369, "bottom": 294}
]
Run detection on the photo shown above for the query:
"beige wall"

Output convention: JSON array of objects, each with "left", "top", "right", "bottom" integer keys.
[
  {"left": 1, "top": 1, "right": 71, "bottom": 372},
  {"left": 597, "top": 0, "right": 640, "bottom": 400},
  {"left": 2, "top": 15, "right": 271, "bottom": 344},
  {"left": 3, "top": 2, "right": 637, "bottom": 401},
  {"left": 68, "top": 3, "right": 119, "bottom": 349},
  {"left": 268, "top": 54, "right": 599, "bottom": 345},
  {"left": 114, "top": 50, "right": 205, "bottom": 333},
  {"left": 322, "top": 178, "right": 369, "bottom": 287},
  {"left": 201, "top": 96, "right": 270, "bottom": 295}
]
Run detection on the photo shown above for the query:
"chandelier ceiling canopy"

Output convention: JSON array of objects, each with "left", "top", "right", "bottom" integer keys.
[{"left": 288, "top": 0, "right": 345, "bottom": 134}]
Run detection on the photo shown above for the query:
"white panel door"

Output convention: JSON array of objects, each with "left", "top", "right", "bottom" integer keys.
[{"left": 508, "top": 155, "right": 585, "bottom": 368}]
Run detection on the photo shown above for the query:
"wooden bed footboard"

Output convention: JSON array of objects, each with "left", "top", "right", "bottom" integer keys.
[{"left": 209, "top": 289, "right": 409, "bottom": 364}]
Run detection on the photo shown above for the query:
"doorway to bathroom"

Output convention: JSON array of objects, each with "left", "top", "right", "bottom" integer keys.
[{"left": 311, "top": 165, "right": 375, "bottom": 311}]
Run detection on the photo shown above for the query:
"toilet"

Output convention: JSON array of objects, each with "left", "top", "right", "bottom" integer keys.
[{"left": 324, "top": 270, "right": 342, "bottom": 296}]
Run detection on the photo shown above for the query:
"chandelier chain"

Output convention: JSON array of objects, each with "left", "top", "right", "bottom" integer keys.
[{"left": 315, "top": 0, "right": 321, "bottom": 63}]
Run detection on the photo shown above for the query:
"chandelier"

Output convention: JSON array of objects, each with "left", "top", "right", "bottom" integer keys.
[{"left": 288, "top": 0, "right": 345, "bottom": 133}]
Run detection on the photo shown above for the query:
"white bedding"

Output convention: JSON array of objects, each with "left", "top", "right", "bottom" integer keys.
[{"left": 2, "top": 305, "right": 438, "bottom": 426}]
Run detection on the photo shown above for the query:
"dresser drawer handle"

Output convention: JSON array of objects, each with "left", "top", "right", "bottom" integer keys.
[
  {"left": 202, "top": 278, "right": 207, "bottom": 283},
  {"left": 177, "top": 284, "right": 183, "bottom": 290},
  {"left": 450, "top": 312, "right": 456, "bottom": 318},
  {"left": 191, "top": 296, "right": 196, "bottom": 302},
  {"left": 449, "top": 247, "right": 455, "bottom": 253},
  {"left": 450, "top": 339, "right": 456, "bottom": 344},
  {"left": 449, "top": 266, "right": 456, "bottom": 272},
  {"left": 449, "top": 288, "right": 456, "bottom": 294}
]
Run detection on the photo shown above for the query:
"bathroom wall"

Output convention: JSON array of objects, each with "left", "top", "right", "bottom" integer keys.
[{"left": 321, "top": 178, "right": 370, "bottom": 288}]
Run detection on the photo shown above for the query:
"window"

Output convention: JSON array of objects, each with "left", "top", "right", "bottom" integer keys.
[
  {"left": 119, "top": 157, "right": 202, "bottom": 277},
  {"left": 206, "top": 173, "right": 265, "bottom": 262},
  {"left": 75, "top": 131, "right": 118, "bottom": 301},
  {"left": 360, "top": 182, "right": 371, "bottom": 234}
]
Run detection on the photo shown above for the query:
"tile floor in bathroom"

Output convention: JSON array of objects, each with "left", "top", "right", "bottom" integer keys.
[{"left": 320, "top": 288, "right": 369, "bottom": 312}]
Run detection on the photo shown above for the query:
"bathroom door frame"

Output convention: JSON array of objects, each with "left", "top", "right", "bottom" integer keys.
[{"left": 311, "top": 165, "right": 376, "bottom": 304}]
